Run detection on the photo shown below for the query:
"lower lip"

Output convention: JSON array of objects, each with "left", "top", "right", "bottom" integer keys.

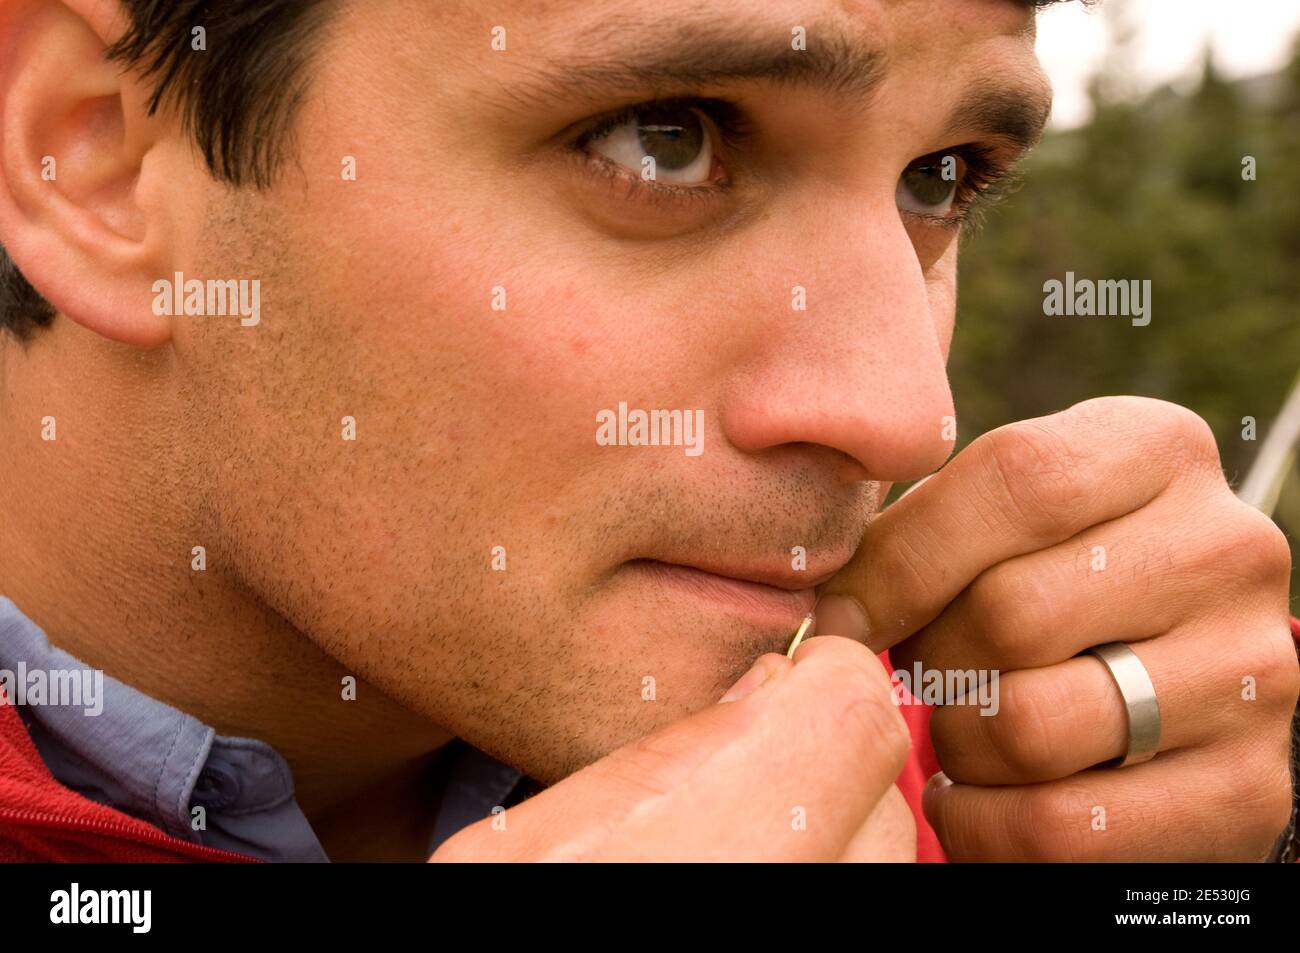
[{"left": 626, "top": 560, "right": 816, "bottom": 624}]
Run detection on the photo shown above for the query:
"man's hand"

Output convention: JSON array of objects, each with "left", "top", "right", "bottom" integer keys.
[
  {"left": 431, "top": 636, "right": 915, "bottom": 862},
  {"left": 825, "top": 396, "right": 1299, "bottom": 861}
]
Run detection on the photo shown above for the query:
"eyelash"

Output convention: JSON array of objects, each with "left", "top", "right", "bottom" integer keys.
[
  {"left": 578, "top": 97, "right": 756, "bottom": 152},
  {"left": 571, "top": 96, "right": 1019, "bottom": 230},
  {"left": 572, "top": 97, "right": 751, "bottom": 208},
  {"left": 902, "top": 145, "right": 1021, "bottom": 233}
]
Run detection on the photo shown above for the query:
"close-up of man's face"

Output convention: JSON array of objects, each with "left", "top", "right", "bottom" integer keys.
[
  {"left": 145, "top": 0, "right": 1049, "bottom": 784},
  {"left": 2, "top": 0, "right": 1297, "bottom": 881}
]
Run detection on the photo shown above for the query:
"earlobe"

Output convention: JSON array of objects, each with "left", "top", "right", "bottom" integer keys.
[{"left": 0, "top": 0, "right": 174, "bottom": 348}]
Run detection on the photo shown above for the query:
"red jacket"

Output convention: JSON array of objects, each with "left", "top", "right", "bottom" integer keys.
[
  {"left": 2, "top": 620, "right": 1297, "bottom": 863},
  {"left": 0, "top": 695, "right": 256, "bottom": 862}
]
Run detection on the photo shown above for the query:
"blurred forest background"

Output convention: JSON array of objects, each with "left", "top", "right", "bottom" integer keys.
[{"left": 950, "top": 15, "right": 1300, "bottom": 610}]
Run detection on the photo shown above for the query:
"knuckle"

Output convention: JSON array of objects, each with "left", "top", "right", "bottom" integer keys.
[
  {"left": 1244, "top": 625, "right": 1300, "bottom": 715},
  {"left": 1086, "top": 397, "right": 1217, "bottom": 459},
  {"left": 1278, "top": 641, "right": 1300, "bottom": 707},
  {"left": 1074, "top": 396, "right": 1221, "bottom": 482},
  {"left": 980, "top": 677, "right": 1060, "bottom": 779},
  {"left": 1020, "top": 785, "right": 1097, "bottom": 862},
  {"left": 1237, "top": 505, "right": 1292, "bottom": 583},
  {"left": 1228, "top": 750, "right": 1296, "bottom": 857},
  {"left": 800, "top": 638, "right": 911, "bottom": 764},
  {"left": 1203, "top": 502, "right": 1293, "bottom": 589},
  {"left": 962, "top": 565, "right": 1059, "bottom": 663},
  {"left": 1160, "top": 401, "right": 1221, "bottom": 465},
  {"left": 1065, "top": 394, "right": 1159, "bottom": 433},
  {"left": 979, "top": 421, "right": 1089, "bottom": 539}
]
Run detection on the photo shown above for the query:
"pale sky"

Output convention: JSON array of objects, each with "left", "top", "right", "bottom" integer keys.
[{"left": 1036, "top": 0, "right": 1300, "bottom": 127}]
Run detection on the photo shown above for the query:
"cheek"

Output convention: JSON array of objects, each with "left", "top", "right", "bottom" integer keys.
[
  {"left": 281, "top": 188, "right": 715, "bottom": 613},
  {"left": 306, "top": 165, "right": 734, "bottom": 489},
  {"left": 319, "top": 233, "right": 624, "bottom": 502}
]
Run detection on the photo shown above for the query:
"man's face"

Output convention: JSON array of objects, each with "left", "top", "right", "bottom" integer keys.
[{"left": 173, "top": 0, "right": 1049, "bottom": 782}]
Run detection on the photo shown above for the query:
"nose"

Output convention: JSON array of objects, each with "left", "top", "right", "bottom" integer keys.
[{"left": 719, "top": 196, "right": 956, "bottom": 484}]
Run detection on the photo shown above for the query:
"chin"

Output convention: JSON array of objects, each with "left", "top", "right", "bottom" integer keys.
[{"left": 578, "top": 590, "right": 792, "bottom": 715}]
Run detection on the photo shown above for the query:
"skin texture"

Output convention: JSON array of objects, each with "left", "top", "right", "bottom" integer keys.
[
  {"left": 823, "top": 397, "right": 1298, "bottom": 860},
  {"left": 434, "top": 634, "right": 919, "bottom": 862},
  {"left": 0, "top": 0, "right": 1294, "bottom": 861}
]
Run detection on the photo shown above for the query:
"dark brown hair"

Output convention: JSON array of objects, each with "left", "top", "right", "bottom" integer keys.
[{"left": 0, "top": 0, "right": 334, "bottom": 339}]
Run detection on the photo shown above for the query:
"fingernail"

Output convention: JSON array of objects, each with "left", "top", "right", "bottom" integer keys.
[
  {"left": 922, "top": 770, "right": 951, "bottom": 820},
  {"left": 812, "top": 594, "right": 869, "bottom": 643},
  {"left": 718, "top": 660, "right": 772, "bottom": 704}
]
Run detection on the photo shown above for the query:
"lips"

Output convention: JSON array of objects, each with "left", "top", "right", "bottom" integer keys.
[{"left": 625, "top": 558, "right": 827, "bottom": 623}]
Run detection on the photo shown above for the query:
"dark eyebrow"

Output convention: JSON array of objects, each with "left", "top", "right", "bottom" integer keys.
[
  {"left": 940, "top": 78, "right": 1054, "bottom": 153},
  {"left": 505, "top": 20, "right": 888, "bottom": 111}
]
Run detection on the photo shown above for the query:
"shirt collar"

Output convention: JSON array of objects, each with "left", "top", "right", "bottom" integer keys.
[{"left": 0, "top": 596, "right": 522, "bottom": 861}]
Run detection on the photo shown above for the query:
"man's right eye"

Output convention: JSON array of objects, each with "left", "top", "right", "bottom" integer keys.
[
  {"left": 584, "top": 103, "right": 714, "bottom": 184},
  {"left": 577, "top": 99, "right": 746, "bottom": 190}
]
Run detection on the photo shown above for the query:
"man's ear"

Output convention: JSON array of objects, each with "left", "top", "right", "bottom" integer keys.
[{"left": 0, "top": 0, "right": 175, "bottom": 348}]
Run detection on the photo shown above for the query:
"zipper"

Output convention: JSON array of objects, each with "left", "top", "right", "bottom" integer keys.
[{"left": 0, "top": 806, "right": 260, "bottom": 863}]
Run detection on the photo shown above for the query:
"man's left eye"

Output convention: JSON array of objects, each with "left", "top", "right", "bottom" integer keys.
[
  {"left": 896, "top": 157, "right": 963, "bottom": 216},
  {"left": 583, "top": 103, "right": 718, "bottom": 185}
]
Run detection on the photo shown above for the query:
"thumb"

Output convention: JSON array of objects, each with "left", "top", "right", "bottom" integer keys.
[{"left": 718, "top": 652, "right": 792, "bottom": 703}]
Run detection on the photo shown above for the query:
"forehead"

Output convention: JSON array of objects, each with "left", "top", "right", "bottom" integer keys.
[
  {"left": 440, "top": 0, "right": 1048, "bottom": 116},
  {"left": 417, "top": 0, "right": 1052, "bottom": 160},
  {"left": 493, "top": 0, "right": 1039, "bottom": 55}
]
